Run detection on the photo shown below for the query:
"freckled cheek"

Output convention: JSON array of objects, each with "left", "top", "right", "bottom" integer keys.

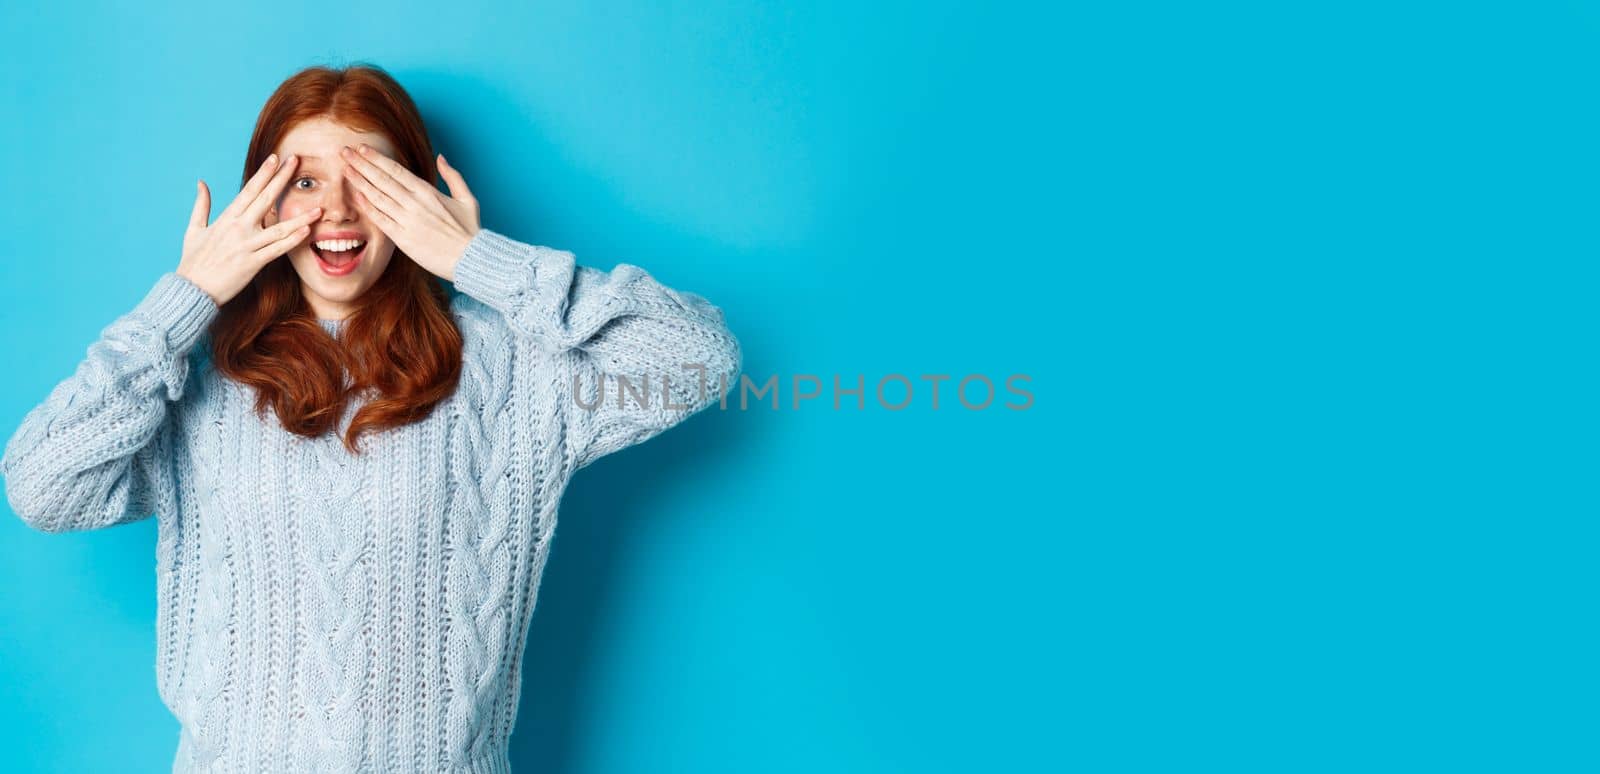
[{"left": 277, "top": 192, "right": 315, "bottom": 220}]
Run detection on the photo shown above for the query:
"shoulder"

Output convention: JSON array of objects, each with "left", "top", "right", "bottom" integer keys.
[
  {"left": 449, "top": 291, "right": 506, "bottom": 345},
  {"left": 449, "top": 290, "right": 520, "bottom": 372},
  {"left": 164, "top": 339, "right": 227, "bottom": 456},
  {"left": 447, "top": 290, "right": 571, "bottom": 397}
]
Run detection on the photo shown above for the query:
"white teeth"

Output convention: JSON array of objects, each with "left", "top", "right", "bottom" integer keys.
[{"left": 314, "top": 238, "right": 365, "bottom": 252}]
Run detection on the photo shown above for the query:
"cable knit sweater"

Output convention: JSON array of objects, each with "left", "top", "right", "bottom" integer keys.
[{"left": 0, "top": 228, "right": 741, "bottom": 773}]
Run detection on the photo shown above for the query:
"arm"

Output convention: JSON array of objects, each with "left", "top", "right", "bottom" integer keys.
[
  {"left": 1, "top": 272, "right": 218, "bottom": 532},
  {"left": 451, "top": 228, "right": 742, "bottom": 470}
]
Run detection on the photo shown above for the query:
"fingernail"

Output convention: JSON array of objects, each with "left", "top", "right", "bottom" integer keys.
[{"left": 266, "top": 153, "right": 278, "bottom": 166}]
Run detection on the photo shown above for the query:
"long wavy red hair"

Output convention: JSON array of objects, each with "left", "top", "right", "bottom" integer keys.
[{"left": 209, "top": 63, "right": 463, "bottom": 455}]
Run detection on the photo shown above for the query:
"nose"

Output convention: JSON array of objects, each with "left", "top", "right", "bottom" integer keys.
[{"left": 314, "top": 176, "right": 359, "bottom": 223}]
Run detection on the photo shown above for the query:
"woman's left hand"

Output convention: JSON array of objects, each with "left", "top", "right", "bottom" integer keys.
[{"left": 340, "top": 143, "right": 480, "bottom": 280}]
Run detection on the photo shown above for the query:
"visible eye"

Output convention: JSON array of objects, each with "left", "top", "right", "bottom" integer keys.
[{"left": 292, "top": 176, "right": 316, "bottom": 191}]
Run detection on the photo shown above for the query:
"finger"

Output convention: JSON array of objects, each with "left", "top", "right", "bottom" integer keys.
[
  {"left": 190, "top": 180, "right": 211, "bottom": 229},
  {"left": 437, "top": 154, "right": 477, "bottom": 204},
  {"left": 342, "top": 162, "right": 409, "bottom": 222},
  {"left": 344, "top": 145, "right": 444, "bottom": 220},
  {"left": 246, "top": 206, "right": 322, "bottom": 250},
  {"left": 342, "top": 151, "right": 414, "bottom": 215},
  {"left": 250, "top": 220, "right": 314, "bottom": 263},
  {"left": 352, "top": 144, "right": 439, "bottom": 200},
  {"left": 346, "top": 155, "right": 456, "bottom": 227},
  {"left": 219, "top": 153, "right": 281, "bottom": 221},
  {"left": 243, "top": 153, "right": 300, "bottom": 223},
  {"left": 351, "top": 188, "right": 402, "bottom": 235}
]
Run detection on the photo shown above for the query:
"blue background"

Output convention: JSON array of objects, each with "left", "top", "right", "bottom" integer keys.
[{"left": 1, "top": 1, "right": 1593, "bottom": 771}]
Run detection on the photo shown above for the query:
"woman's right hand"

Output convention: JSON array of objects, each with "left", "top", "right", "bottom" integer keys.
[{"left": 177, "top": 153, "right": 323, "bottom": 306}]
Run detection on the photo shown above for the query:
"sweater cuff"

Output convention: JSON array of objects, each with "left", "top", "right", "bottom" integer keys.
[
  {"left": 451, "top": 228, "right": 540, "bottom": 313},
  {"left": 133, "top": 272, "right": 220, "bottom": 354}
]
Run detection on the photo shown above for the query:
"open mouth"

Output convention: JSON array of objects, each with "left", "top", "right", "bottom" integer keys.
[{"left": 312, "top": 238, "right": 366, "bottom": 276}]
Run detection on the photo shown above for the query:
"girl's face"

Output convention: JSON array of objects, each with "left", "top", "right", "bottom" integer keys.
[{"left": 269, "top": 116, "right": 400, "bottom": 320}]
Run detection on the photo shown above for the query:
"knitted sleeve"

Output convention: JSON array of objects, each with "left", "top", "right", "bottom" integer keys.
[
  {"left": 451, "top": 228, "right": 742, "bottom": 470},
  {"left": 1, "top": 271, "right": 219, "bottom": 532}
]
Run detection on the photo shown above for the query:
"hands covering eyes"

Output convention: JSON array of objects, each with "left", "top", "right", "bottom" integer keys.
[
  {"left": 179, "top": 153, "right": 322, "bottom": 306},
  {"left": 338, "top": 144, "right": 481, "bottom": 280}
]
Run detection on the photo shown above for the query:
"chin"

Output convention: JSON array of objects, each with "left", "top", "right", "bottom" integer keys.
[{"left": 308, "top": 280, "right": 369, "bottom": 302}]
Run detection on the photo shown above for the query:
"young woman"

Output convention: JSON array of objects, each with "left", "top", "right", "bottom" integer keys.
[{"left": 1, "top": 63, "right": 741, "bottom": 773}]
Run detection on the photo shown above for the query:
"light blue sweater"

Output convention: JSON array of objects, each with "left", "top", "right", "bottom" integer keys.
[{"left": 1, "top": 229, "right": 741, "bottom": 773}]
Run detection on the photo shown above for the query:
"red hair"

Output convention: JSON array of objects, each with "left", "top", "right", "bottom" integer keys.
[{"left": 210, "top": 63, "right": 463, "bottom": 455}]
